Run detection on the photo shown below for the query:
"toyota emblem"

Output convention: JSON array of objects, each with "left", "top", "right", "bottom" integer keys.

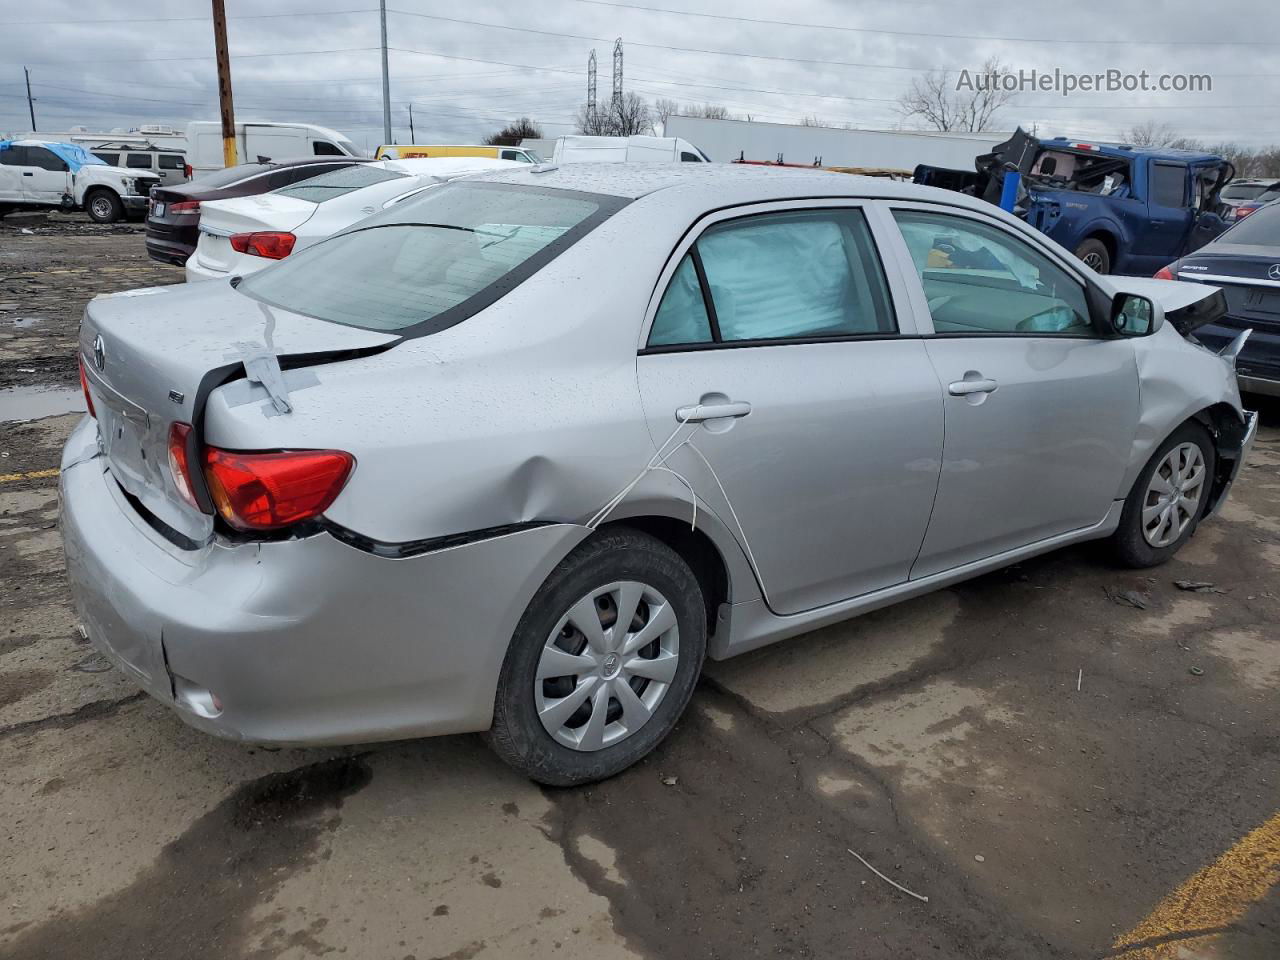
[
  {"left": 1268, "top": 263, "right": 1280, "bottom": 281},
  {"left": 92, "top": 334, "right": 105, "bottom": 372}
]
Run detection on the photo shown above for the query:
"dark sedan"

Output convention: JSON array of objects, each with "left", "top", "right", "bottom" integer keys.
[
  {"left": 1159, "top": 200, "right": 1280, "bottom": 396},
  {"left": 145, "top": 157, "right": 372, "bottom": 266}
]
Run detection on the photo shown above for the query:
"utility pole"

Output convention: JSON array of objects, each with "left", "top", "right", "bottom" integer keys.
[
  {"left": 23, "top": 67, "right": 36, "bottom": 130},
  {"left": 211, "top": 0, "right": 236, "bottom": 167},
  {"left": 379, "top": 0, "right": 392, "bottom": 145},
  {"left": 408, "top": 103, "right": 415, "bottom": 142}
]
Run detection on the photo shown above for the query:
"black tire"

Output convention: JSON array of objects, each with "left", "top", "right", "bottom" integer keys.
[
  {"left": 85, "top": 189, "right": 123, "bottom": 224},
  {"left": 487, "top": 527, "right": 707, "bottom": 786},
  {"left": 1111, "top": 422, "right": 1216, "bottom": 568},
  {"left": 1074, "top": 237, "right": 1111, "bottom": 274}
]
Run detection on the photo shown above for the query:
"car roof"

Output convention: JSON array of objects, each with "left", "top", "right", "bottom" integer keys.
[{"left": 466, "top": 162, "right": 1003, "bottom": 212}]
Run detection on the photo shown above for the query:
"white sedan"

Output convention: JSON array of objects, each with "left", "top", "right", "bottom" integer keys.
[{"left": 184, "top": 156, "right": 523, "bottom": 282}]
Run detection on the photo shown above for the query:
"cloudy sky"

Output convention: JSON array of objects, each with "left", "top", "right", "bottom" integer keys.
[{"left": 0, "top": 0, "right": 1274, "bottom": 154}]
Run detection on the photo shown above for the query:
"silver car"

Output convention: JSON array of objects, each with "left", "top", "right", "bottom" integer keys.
[{"left": 62, "top": 165, "right": 1257, "bottom": 785}]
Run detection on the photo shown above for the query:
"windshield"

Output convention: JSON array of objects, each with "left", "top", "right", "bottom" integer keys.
[
  {"left": 274, "top": 164, "right": 406, "bottom": 202},
  {"left": 1223, "top": 202, "right": 1280, "bottom": 245},
  {"left": 188, "top": 162, "right": 274, "bottom": 187},
  {"left": 238, "top": 182, "right": 618, "bottom": 333}
]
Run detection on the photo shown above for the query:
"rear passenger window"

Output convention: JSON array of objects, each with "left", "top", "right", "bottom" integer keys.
[
  {"left": 698, "top": 209, "right": 894, "bottom": 342},
  {"left": 126, "top": 153, "right": 152, "bottom": 169},
  {"left": 159, "top": 154, "right": 185, "bottom": 170},
  {"left": 680, "top": 151, "right": 702, "bottom": 162},
  {"left": 648, "top": 209, "right": 894, "bottom": 347},
  {"left": 93, "top": 152, "right": 119, "bottom": 166}
]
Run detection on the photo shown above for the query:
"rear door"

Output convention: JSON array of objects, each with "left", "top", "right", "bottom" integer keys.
[
  {"left": 636, "top": 201, "right": 944, "bottom": 615},
  {"left": 884, "top": 204, "right": 1139, "bottom": 578}
]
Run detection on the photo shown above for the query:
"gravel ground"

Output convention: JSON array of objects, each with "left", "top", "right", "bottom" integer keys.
[{"left": 1, "top": 219, "right": 1277, "bottom": 960}]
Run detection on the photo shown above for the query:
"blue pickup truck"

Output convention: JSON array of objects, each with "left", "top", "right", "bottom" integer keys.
[{"left": 914, "top": 129, "right": 1234, "bottom": 275}]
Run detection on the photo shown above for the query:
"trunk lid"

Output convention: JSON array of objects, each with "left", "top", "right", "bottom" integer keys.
[
  {"left": 194, "top": 194, "right": 318, "bottom": 274},
  {"left": 79, "top": 280, "right": 399, "bottom": 545},
  {"left": 1176, "top": 246, "right": 1280, "bottom": 327}
]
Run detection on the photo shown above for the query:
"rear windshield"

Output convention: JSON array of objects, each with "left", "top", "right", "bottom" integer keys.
[
  {"left": 239, "top": 182, "right": 617, "bottom": 334},
  {"left": 1223, "top": 183, "right": 1268, "bottom": 200},
  {"left": 273, "top": 164, "right": 405, "bottom": 202},
  {"left": 188, "top": 162, "right": 275, "bottom": 187},
  {"left": 1224, "top": 202, "right": 1280, "bottom": 245}
]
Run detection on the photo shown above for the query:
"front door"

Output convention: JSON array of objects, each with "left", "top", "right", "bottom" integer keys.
[
  {"left": 1135, "top": 160, "right": 1193, "bottom": 272},
  {"left": 887, "top": 206, "right": 1140, "bottom": 578},
  {"left": 636, "top": 204, "right": 944, "bottom": 615},
  {"left": 20, "top": 146, "right": 71, "bottom": 204}
]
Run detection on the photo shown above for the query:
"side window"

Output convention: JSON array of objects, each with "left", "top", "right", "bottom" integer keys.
[
  {"left": 93, "top": 152, "right": 119, "bottom": 166},
  {"left": 126, "top": 153, "right": 152, "bottom": 169},
  {"left": 312, "top": 141, "right": 343, "bottom": 156},
  {"left": 1151, "top": 163, "right": 1188, "bottom": 208},
  {"left": 0, "top": 146, "right": 28, "bottom": 165},
  {"left": 680, "top": 151, "right": 702, "bottom": 163},
  {"left": 27, "top": 147, "right": 66, "bottom": 171},
  {"left": 697, "top": 209, "right": 894, "bottom": 342},
  {"left": 893, "top": 209, "right": 1092, "bottom": 336},
  {"left": 159, "top": 154, "right": 185, "bottom": 170},
  {"left": 649, "top": 254, "right": 713, "bottom": 346}
]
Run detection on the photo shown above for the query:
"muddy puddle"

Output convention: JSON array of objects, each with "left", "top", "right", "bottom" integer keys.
[{"left": 0, "top": 384, "right": 86, "bottom": 422}]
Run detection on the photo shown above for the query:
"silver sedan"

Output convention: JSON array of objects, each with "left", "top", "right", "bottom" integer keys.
[{"left": 62, "top": 164, "right": 1257, "bottom": 785}]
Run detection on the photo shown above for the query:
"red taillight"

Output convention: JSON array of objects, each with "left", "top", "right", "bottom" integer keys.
[
  {"left": 167, "top": 422, "right": 200, "bottom": 509},
  {"left": 184, "top": 163, "right": 193, "bottom": 179},
  {"left": 170, "top": 200, "right": 200, "bottom": 214},
  {"left": 1153, "top": 264, "right": 1176, "bottom": 280},
  {"left": 202, "top": 447, "right": 354, "bottom": 532},
  {"left": 229, "top": 231, "right": 296, "bottom": 260},
  {"left": 1236, "top": 205, "right": 1257, "bottom": 220},
  {"left": 78, "top": 357, "right": 96, "bottom": 419}
]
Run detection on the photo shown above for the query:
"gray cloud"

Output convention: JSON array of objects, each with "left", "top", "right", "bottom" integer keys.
[{"left": 1, "top": 0, "right": 1273, "bottom": 152}]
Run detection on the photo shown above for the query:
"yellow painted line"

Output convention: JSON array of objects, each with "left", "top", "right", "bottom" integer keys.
[
  {"left": 1112, "top": 811, "right": 1280, "bottom": 958},
  {"left": 0, "top": 467, "right": 59, "bottom": 484}
]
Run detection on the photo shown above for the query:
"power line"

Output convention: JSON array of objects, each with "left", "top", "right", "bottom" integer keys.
[
  {"left": 0, "top": 8, "right": 377, "bottom": 26},
  {"left": 21, "top": 46, "right": 381, "bottom": 65},
  {"left": 567, "top": 0, "right": 1266, "bottom": 47}
]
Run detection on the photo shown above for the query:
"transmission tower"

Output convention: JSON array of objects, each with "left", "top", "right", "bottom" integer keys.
[
  {"left": 612, "top": 38, "right": 623, "bottom": 109},
  {"left": 587, "top": 49, "right": 597, "bottom": 125}
]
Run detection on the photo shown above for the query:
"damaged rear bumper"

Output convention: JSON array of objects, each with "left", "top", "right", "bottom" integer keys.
[{"left": 59, "top": 416, "right": 588, "bottom": 746}]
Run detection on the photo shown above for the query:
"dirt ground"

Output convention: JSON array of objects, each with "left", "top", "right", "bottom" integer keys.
[{"left": 1, "top": 215, "right": 1278, "bottom": 960}]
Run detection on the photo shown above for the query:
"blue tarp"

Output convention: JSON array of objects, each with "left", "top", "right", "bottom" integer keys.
[{"left": 0, "top": 140, "right": 107, "bottom": 172}]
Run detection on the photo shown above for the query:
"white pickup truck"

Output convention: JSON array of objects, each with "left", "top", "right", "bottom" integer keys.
[{"left": 0, "top": 139, "right": 159, "bottom": 223}]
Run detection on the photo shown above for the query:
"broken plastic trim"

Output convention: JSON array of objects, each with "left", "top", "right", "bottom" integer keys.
[{"left": 317, "top": 518, "right": 557, "bottom": 559}]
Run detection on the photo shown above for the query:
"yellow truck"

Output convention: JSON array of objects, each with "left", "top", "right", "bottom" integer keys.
[{"left": 373, "top": 144, "right": 541, "bottom": 163}]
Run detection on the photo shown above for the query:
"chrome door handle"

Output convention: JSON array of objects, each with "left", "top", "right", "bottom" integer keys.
[
  {"left": 676, "top": 400, "right": 752, "bottom": 423},
  {"left": 948, "top": 378, "right": 999, "bottom": 397}
]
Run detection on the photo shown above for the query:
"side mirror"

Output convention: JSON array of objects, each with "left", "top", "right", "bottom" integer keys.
[{"left": 1111, "top": 293, "right": 1157, "bottom": 337}]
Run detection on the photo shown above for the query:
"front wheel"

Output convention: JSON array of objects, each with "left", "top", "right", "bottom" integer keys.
[
  {"left": 1075, "top": 237, "right": 1111, "bottom": 274},
  {"left": 487, "top": 528, "right": 707, "bottom": 786},
  {"left": 86, "top": 190, "right": 123, "bottom": 223},
  {"left": 1111, "top": 422, "right": 1216, "bottom": 568}
]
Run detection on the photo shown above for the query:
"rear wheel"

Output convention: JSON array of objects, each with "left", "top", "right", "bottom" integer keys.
[
  {"left": 86, "top": 190, "right": 123, "bottom": 223},
  {"left": 1111, "top": 422, "right": 1215, "bottom": 568},
  {"left": 1075, "top": 237, "right": 1111, "bottom": 274},
  {"left": 487, "top": 528, "right": 706, "bottom": 786}
]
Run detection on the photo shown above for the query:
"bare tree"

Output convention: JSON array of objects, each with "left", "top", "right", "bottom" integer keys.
[
  {"left": 483, "top": 117, "right": 543, "bottom": 146},
  {"left": 653, "top": 97, "right": 681, "bottom": 128},
  {"left": 693, "top": 103, "right": 731, "bottom": 120},
  {"left": 898, "top": 56, "right": 1017, "bottom": 132},
  {"left": 575, "top": 92, "right": 654, "bottom": 137},
  {"left": 800, "top": 114, "right": 828, "bottom": 127},
  {"left": 1124, "top": 121, "right": 1202, "bottom": 150}
]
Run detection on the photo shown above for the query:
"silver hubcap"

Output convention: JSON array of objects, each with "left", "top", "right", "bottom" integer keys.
[
  {"left": 534, "top": 580, "right": 679, "bottom": 752},
  {"left": 1082, "top": 252, "right": 1104, "bottom": 271},
  {"left": 1142, "top": 442, "right": 1206, "bottom": 548},
  {"left": 91, "top": 198, "right": 110, "bottom": 218}
]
